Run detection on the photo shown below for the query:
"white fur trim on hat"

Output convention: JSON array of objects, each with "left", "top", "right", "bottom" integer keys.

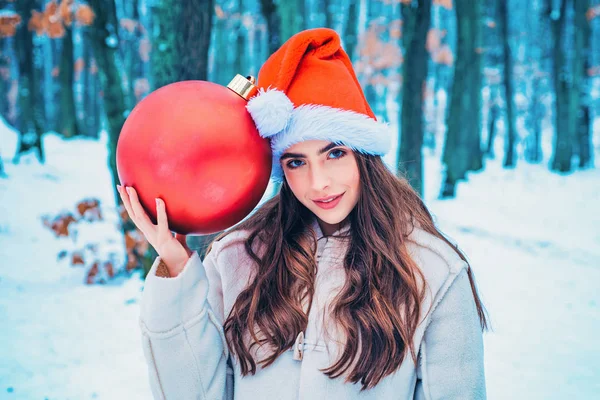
[
  {"left": 247, "top": 89, "right": 392, "bottom": 183},
  {"left": 246, "top": 88, "right": 294, "bottom": 138}
]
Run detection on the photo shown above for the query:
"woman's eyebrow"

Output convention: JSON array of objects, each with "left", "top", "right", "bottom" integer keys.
[
  {"left": 280, "top": 142, "right": 338, "bottom": 160},
  {"left": 318, "top": 142, "right": 338, "bottom": 155}
]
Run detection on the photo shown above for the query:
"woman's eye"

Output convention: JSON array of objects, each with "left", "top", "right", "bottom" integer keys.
[
  {"left": 329, "top": 149, "right": 346, "bottom": 159},
  {"left": 287, "top": 159, "right": 304, "bottom": 169}
]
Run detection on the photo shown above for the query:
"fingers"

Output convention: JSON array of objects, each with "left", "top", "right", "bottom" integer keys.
[
  {"left": 117, "top": 185, "right": 136, "bottom": 220},
  {"left": 123, "top": 186, "right": 154, "bottom": 232},
  {"left": 155, "top": 197, "right": 169, "bottom": 240}
]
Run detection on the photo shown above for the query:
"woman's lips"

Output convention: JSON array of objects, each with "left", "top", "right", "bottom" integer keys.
[{"left": 313, "top": 193, "right": 344, "bottom": 210}]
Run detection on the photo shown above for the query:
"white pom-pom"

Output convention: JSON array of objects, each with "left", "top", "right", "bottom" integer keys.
[{"left": 246, "top": 88, "right": 294, "bottom": 138}]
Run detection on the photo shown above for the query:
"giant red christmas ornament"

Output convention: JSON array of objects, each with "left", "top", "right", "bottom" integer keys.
[{"left": 116, "top": 76, "right": 272, "bottom": 235}]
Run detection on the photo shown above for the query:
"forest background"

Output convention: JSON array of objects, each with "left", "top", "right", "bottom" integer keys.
[{"left": 0, "top": 0, "right": 599, "bottom": 398}]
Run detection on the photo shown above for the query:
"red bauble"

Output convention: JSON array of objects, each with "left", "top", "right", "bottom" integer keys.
[{"left": 116, "top": 80, "right": 272, "bottom": 235}]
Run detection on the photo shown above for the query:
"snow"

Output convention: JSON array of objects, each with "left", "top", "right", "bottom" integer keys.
[{"left": 1, "top": 115, "right": 599, "bottom": 399}]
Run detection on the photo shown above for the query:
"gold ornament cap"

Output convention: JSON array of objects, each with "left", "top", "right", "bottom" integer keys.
[{"left": 227, "top": 74, "right": 258, "bottom": 100}]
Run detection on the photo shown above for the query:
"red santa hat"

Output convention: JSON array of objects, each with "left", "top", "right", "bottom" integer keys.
[{"left": 246, "top": 28, "right": 392, "bottom": 181}]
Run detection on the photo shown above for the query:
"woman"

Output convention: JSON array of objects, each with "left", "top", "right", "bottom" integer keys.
[{"left": 122, "top": 28, "right": 488, "bottom": 399}]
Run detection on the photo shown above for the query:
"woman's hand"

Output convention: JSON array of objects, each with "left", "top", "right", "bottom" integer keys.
[{"left": 117, "top": 185, "right": 192, "bottom": 276}]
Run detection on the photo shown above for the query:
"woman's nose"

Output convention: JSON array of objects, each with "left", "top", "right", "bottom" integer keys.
[{"left": 309, "top": 164, "right": 332, "bottom": 191}]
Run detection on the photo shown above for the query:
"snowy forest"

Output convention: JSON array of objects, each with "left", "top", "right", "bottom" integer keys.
[{"left": 0, "top": 0, "right": 599, "bottom": 399}]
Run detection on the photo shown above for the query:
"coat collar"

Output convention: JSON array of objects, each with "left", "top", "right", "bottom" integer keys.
[{"left": 308, "top": 214, "right": 352, "bottom": 240}]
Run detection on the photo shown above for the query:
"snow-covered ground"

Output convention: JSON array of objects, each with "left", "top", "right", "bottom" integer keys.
[{"left": 0, "top": 115, "right": 599, "bottom": 399}]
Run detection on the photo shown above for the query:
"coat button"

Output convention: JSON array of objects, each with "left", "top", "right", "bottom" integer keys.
[{"left": 292, "top": 331, "right": 304, "bottom": 361}]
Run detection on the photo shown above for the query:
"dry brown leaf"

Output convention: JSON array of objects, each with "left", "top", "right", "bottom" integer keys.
[
  {"left": 0, "top": 13, "right": 21, "bottom": 38},
  {"left": 134, "top": 78, "right": 150, "bottom": 100},
  {"left": 47, "top": 21, "right": 65, "bottom": 38},
  {"left": 86, "top": 262, "right": 98, "bottom": 284},
  {"left": 433, "top": 0, "right": 453, "bottom": 9},
  {"left": 76, "top": 199, "right": 102, "bottom": 221},
  {"left": 59, "top": 0, "right": 73, "bottom": 26},
  {"left": 48, "top": 213, "right": 77, "bottom": 237},
  {"left": 75, "top": 4, "right": 95, "bottom": 26},
  {"left": 104, "top": 261, "right": 114, "bottom": 278},
  {"left": 434, "top": 45, "right": 454, "bottom": 66},
  {"left": 72, "top": 251, "right": 85, "bottom": 265},
  {"left": 426, "top": 28, "right": 442, "bottom": 53},
  {"left": 124, "top": 231, "right": 137, "bottom": 252},
  {"left": 120, "top": 18, "right": 137, "bottom": 33},
  {"left": 215, "top": 5, "right": 225, "bottom": 19},
  {"left": 587, "top": 6, "right": 600, "bottom": 21},
  {"left": 28, "top": 10, "right": 45, "bottom": 35},
  {"left": 126, "top": 253, "right": 138, "bottom": 272},
  {"left": 74, "top": 57, "right": 84, "bottom": 80}
]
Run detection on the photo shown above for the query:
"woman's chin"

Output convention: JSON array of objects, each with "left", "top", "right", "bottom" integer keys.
[{"left": 313, "top": 209, "right": 350, "bottom": 226}]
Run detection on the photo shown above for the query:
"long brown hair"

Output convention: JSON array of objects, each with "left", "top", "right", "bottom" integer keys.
[{"left": 210, "top": 153, "right": 488, "bottom": 391}]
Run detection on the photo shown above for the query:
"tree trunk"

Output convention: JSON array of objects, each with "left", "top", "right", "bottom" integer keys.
[
  {"left": 467, "top": 0, "right": 483, "bottom": 172},
  {"left": 441, "top": 0, "right": 474, "bottom": 198},
  {"left": 344, "top": 0, "right": 358, "bottom": 62},
  {"left": 59, "top": 26, "right": 80, "bottom": 138},
  {"left": 525, "top": 77, "right": 544, "bottom": 163},
  {"left": 152, "top": 0, "right": 213, "bottom": 88},
  {"left": 279, "top": 0, "right": 301, "bottom": 43},
  {"left": 573, "top": 0, "right": 591, "bottom": 168},
  {"left": 233, "top": 0, "right": 246, "bottom": 77},
  {"left": 127, "top": 0, "right": 143, "bottom": 107},
  {"left": 14, "top": 0, "right": 45, "bottom": 164},
  {"left": 260, "top": 0, "right": 281, "bottom": 55},
  {"left": 87, "top": 0, "right": 127, "bottom": 204},
  {"left": 323, "top": 0, "right": 334, "bottom": 28},
  {"left": 49, "top": 38, "right": 62, "bottom": 132},
  {"left": 0, "top": 47, "right": 8, "bottom": 120},
  {"left": 179, "top": 0, "right": 213, "bottom": 81},
  {"left": 398, "top": 0, "right": 432, "bottom": 196},
  {"left": 500, "top": 0, "right": 516, "bottom": 168},
  {"left": 150, "top": 2, "right": 180, "bottom": 88},
  {"left": 550, "top": 0, "right": 570, "bottom": 172},
  {"left": 486, "top": 84, "right": 499, "bottom": 158}
]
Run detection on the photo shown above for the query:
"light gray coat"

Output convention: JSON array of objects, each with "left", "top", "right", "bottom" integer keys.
[{"left": 139, "top": 219, "right": 486, "bottom": 399}]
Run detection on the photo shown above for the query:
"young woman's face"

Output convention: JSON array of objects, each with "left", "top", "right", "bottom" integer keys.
[{"left": 281, "top": 140, "right": 360, "bottom": 235}]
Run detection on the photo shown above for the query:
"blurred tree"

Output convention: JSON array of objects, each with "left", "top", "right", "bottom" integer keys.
[
  {"left": 86, "top": 0, "right": 125, "bottom": 203},
  {"left": 549, "top": 0, "right": 592, "bottom": 172},
  {"left": 16, "top": 1, "right": 95, "bottom": 139},
  {"left": 362, "top": 0, "right": 384, "bottom": 115},
  {"left": 151, "top": 0, "right": 213, "bottom": 90},
  {"left": 499, "top": 0, "right": 516, "bottom": 168},
  {"left": 0, "top": 48, "right": 10, "bottom": 120},
  {"left": 322, "top": 0, "right": 333, "bottom": 28},
  {"left": 481, "top": 0, "right": 502, "bottom": 159},
  {"left": 120, "top": 0, "right": 145, "bottom": 109},
  {"left": 260, "top": 0, "right": 281, "bottom": 54},
  {"left": 441, "top": 0, "right": 483, "bottom": 198},
  {"left": 398, "top": 0, "right": 432, "bottom": 196},
  {"left": 236, "top": 0, "right": 246, "bottom": 76},
  {"left": 523, "top": 0, "right": 550, "bottom": 163},
  {"left": 279, "top": 0, "right": 303, "bottom": 43},
  {"left": 344, "top": 0, "right": 358, "bottom": 62},
  {"left": 429, "top": 3, "right": 454, "bottom": 148},
  {"left": 467, "top": 0, "right": 484, "bottom": 172},
  {"left": 82, "top": 39, "right": 101, "bottom": 137},
  {"left": 13, "top": 0, "right": 45, "bottom": 164},
  {"left": 574, "top": 0, "right": 591, "bottom": 168}
]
